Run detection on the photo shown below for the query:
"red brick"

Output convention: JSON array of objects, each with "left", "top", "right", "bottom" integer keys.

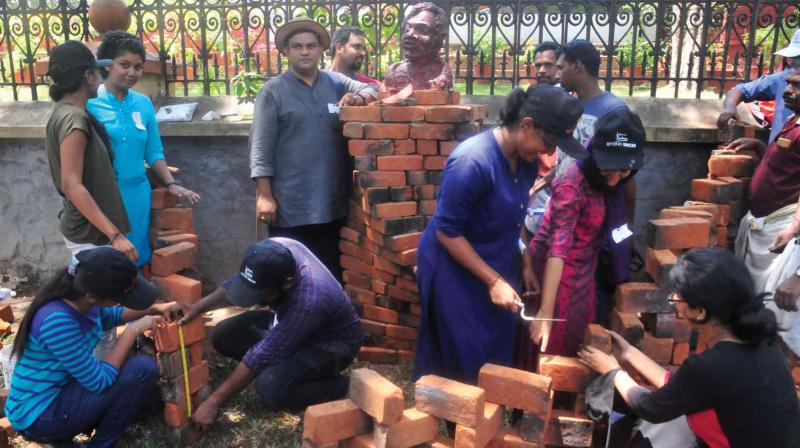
[
  {"left": 707, "top": 154, "right": 755, "bottom": 178},
  {"left": 374, "top": 408, "right": 439, "bottom": 448},
  {"left": 377, "top": 155, "right": 424, "bottom": 171},
  {"left": 390, "top": 186, "right": 414, "bottom": 202},
  {"left": 487, "top": 427, "right": 539, "bottom": 448},
  {"left": 381, "top": 106, "right": 426, "bottom": 122},
  {"left": 583, "top": 324, "right": 612, "bottom": 354},
  {"left": 151, "top": 241, "right": 197, "bottom": 276},
  {"left": 422, "top": 435, "right": 455, "bottom": 448},
  {"left": 415, "top": 375, "right": 485, "bottom": 427},
  {"left": 672, "top": 317, "right": 693, "bottom": 343},
  {"left": 344, "top": 434, "right": 377, "bottom": 448},
  {"left": 410, "top": 123, "right": 454, "bottom": 140},
  {"left": 691, "top": 178, "right": 740, "bottom": 203},
  {"left": 303, "top": 398, "right": 372, "bottom": 445},
  {"left": 302, "top": 439, "right": 339, "bottom": 448},
  {"left": 642, "top": 313, "right": 676, "bottom": 338},
  {"left": 157, "top": 342, "right": 206, "bottom": 379},
  {"left": 417, "top": 140, "right": 438, "bottom": 155},
  {"left": 370, "top": 278, "right": 388, "bottom": 295},
  {"left": 161, "top": 361, "right": 210, "bottom": 404},
  {"left": 611, "top": 310, "right": 645, "bottom": 347},
  {"left": 341, "top": 227, "right": 362, "bottom": 243},
  {"left": 365, "top": 123, "right": 410, "bottom": 139},
  {"left": 359, "top": 171, "right": 407, "bottom": 188},
  {"left": 410, "top": 304, "right": 422, "bottom": 315},
  {"left": 672, "top": 342, "right": 690, "bottom": 365},
  {"left": 363, "top": 304, "right": 399, "bottom": 324},
  {"left": 151, "top": 187, "right": 178, "bottom": 209},
  {"left": 164, "top": 381, "right": 211, "bottom": 426},
  {"left": 340, "top": 106, "right": 383, "bottom": 122},
  {"left": 357, "top": 347, "right": 399, "bottom": 364},
  {"left": 349, "top": 139, "right": 395, "bottom": 157},
  {"left": 373, "top": 202, "right": 417, "bottom": 219},
  {"left": 414, "top": 185, "right": 436, "bottom": 200},
  {"left": 0, "top": 428, "right": 7, "bottom": 448},
  {"left": 425, "top": 105, "right": 474, "bottom": 123},
  {"left": 346, "top": 285, "right": 377, "bottom": 306},
  {"left": 154, "top": 318, "right": 205, "bottom": 353},
  {"left": 348, "top": 368, "right": 405, "bottom": 424},
  {"left": 372, "top": 335, "right": 412, "bottom": 351},
  {"left": 439, "top": 140, "right": 458, "bottom": 156},
  {"left": 645, "top": 248, "right": 678, "bottom": 289},
  {"left": 396, "top": 276, "right": 419, "bottom": 294},
  {"left": 0, "top": 305, "right": 13, "bottom": 324},
  {"left": 149, "top": 229, "right": 184, "bottom": 245},
  {"left": 477, "top": 363, "right": 551, "bottom": 415},
  {"left": 716, "top": 225, "right": 729, "bottom": 248},
  {"left": 340, "top": 240, "right": 372, "bottom": 263},
  {"left": 383, "top": 248, "right": 417, "bottom": 266},
  {"left": 153, "top": 274, "right": 202, "bottom": 304},
  {"left": 419, "top": 200, "right": 437, "bottom": 216},
  {"left": 387, "top": 285, "right": 419, "bottom": 303},
  {"left": 362, "top": 319, "right": 388, "bottom": 336},
  {"left": 615, "top": 282, "right": 672, "bottom": 313},
  {"left": 370, "top": 266, "right": 397, "bottom": 284},
  {"left": 423, "top": 156, "right": 447, "bottom": 171},
  {"left": 641, "top": 333, "right": 674, "bottom": 365},
  {"left": 454, "top": 402, "right": 504, "bottom": 448},
  {"left": 537, "top": 356, "right": 591, "bottom": 393},
  {"left": 384, "top": 232, "right": 422, "bottom": 252},
  {"left": 154, "top": 233, "right": 198, "bottom": 250},
  {"left": 386, "top": 324, "right": 417, "bottom": 340},
  {"left": 684, "top": 201, "right": 730, "bottom": 225},
  {"left": 646, "top": 217, "right": 710, "bottom": 249},
  {"left": 395, "top": 139, "right": 416, "bottom": 155},
  {"left": 0, "top": 322, "right": 11, "bottom": 336},
  {"left": 556, "top": 416, "right": 593, "bottom": 447},
  {"left": 343, "top": 122, "right": 365, "bottom": 138},
  {"left": 411, "top": 90, "right": 456, "bottom": 106},
  {"left": 152, "top": 207, "right": 193, "bottom": 231},
  {"left": 341, "top": 255, "right": 372, "bottom": 276},
  {"left": 373, "top": 254, "right": 402, "bottom": 275},
  {"left": 658, "top": 208, "right": 715, "bottom": 227}
]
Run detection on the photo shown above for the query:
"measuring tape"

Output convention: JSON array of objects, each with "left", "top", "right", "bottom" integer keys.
[{"left": 178, "top": 325, "right": 192, "bottom": 417}]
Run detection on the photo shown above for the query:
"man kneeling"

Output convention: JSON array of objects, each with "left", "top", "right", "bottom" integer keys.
[{"left": 179, "top": 238, "right": 363, "bottom": 427}]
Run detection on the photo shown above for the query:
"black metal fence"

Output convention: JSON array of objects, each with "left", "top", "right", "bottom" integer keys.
[{"left": 1, "top": 1, "right": 798, "bottom": 101}]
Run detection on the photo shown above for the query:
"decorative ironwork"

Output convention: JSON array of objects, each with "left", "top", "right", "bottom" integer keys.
[{"left": 0, "top": 1, "right": 798, "bottom": 100}]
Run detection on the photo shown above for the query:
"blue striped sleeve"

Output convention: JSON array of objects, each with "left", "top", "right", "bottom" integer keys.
[
  {"left": 98, "top": 306, "right": 124, "bottom": 331},
  {"left": 38, "top": 313, "right": 118, "bottom": 393}
]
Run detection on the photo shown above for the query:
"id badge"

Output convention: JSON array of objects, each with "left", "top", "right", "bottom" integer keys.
[
  {"left": 132, "top": 111, "right": 146, "bottom": 130},
  {"left": 611, "top": 223, "right": 633, "bottom": 244},
  {"left": 327, "top": 103, "right": 340, "bottom": 114}
]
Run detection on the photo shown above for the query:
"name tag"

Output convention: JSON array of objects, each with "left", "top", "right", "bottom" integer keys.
[
  {"left": 327, "top": 103, "right": 340, "bottom": 114},
  {"left": 611, "top": 223, "right": 633, "bottom": 244},
  {"left": 777, "top": 137, "right": 791, "bottom": 149},
  {"left": 132, "top": 111, "right": 146, "bottom": 130}
]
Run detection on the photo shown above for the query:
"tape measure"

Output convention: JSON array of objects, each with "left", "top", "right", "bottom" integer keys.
[{"left": 178, "top": 325, "right": 192, "bottom": 417}]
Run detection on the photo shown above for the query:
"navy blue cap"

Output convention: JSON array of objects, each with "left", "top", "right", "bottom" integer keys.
[
  {"left": 47, "top": 41, "right": 112, "bottom": 77},
  {"left": 590, "top": 109, "right": 646, "bottom": 171},
  {"left": 227, "top": 239, "right": 296, "bottom": 307},
  {"left": 74, "top": 247, "right": 159, "bottom": 310},
  {"left": 525, "top": 84, "right": 587, "bottom": 159}
]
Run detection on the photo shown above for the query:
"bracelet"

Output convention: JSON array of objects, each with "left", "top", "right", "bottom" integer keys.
[
  {"left": 167, "top": 181, "right": 180, "bottom": 187},
  {"left": 110, "top": 232, "right": 121, "bottom": 243},
  {"left": 488, "top": 275, "right": 501, "bottom": 287}
]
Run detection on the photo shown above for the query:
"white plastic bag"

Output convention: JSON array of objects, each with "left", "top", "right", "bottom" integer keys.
[{"left": 155, "top": 103, "right": 198, "bottom": 122}]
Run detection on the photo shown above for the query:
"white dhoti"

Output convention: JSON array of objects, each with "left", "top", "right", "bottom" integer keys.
[{"left": 735, "top": 204, "right": 800, "bottom": 356}]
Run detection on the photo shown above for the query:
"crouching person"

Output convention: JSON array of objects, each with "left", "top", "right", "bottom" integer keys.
[
  {"left": 6, "top": 247, "right": 173, "bottom": 447},
  {"left": 178, "top": 237, "right": 363, "bottom": 428}
]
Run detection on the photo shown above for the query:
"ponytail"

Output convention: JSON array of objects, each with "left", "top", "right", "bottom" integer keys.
[
  {"left": 499, "top": 87, "right": 527, "bottom": 128},
  {"left": 48, "top": 67, "right": 87, "bottom": 101},
  {"left": 728, "top": 293, "right": 778, "bottom": 346}
]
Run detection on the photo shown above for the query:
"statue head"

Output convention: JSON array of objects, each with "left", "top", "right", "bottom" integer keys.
[{"left": 401, "top": 2, "right": 448, "bottom": 62}]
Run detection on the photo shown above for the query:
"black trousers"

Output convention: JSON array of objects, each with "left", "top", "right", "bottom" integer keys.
[
  {"left": 211, "top": 310, "right": 352, "bottom": 411},
  {"left": 269, "top": 218, "right": 344, "bottom": 282}
]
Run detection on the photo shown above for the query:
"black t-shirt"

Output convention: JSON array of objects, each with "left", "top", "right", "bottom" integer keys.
[{"left": 626, "top": 341, "right": 800, "bottom": 448}]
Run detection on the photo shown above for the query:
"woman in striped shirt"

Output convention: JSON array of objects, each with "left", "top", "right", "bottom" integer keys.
[{"left": 6, "top": 247, "right": 175, "bottom": 447}]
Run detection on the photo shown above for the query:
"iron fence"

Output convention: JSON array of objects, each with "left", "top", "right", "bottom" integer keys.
[{"left": 0, "top": 1, "right": 798, "bottom": 101}]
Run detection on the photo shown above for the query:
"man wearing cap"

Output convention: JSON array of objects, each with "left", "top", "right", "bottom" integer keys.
[
  {"left": 251, "top": 18, "right": 378, "bottom": 281},
  {"left": 176, "top": 238, "right": 363, "bottom": 426},
  {"left": 719, "top": 30, "right": 800, "bottom": 149},
  {"left": 735, "top": 67, "right": 800, "bottom": 357}
]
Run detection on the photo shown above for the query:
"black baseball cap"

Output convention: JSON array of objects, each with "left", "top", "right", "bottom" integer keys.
[
  {"left": 590, "top": 109, "right": 646, "bottom": 171},
  {"left": 47, "top": 41, "right": 113, "bottom": 77},
  {"left": 525, "top": 84, "right": 587, "bottom": 159},
  {"left": 227, "top": 239, "right": 296, "bottom": 307},
  {"left": 74, "top": 247, "right": 159, "bottom": 310}
]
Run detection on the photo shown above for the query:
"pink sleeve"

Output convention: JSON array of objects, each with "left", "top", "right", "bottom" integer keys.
[{"left": 546, "top": 182, "right": 583, "bottom": 260}]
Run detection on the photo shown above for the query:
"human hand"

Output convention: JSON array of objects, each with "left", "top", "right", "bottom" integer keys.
[
  {"left": 339, "top": 93, "right": 365, "bottom": 107},
  {"left": 191, "top": 398, "right": 220, "bottom": 431},
  {"left": 769, "top": 225, "right": 799, "bottom": 253},
  {"left": 128, "top": 315, "right": 165, "bottom": 336},
  {"left": 177, "top": 302, "right": 203, "bottom": 326},
  {"left": 775, "top": 275, "right": 800, "bottom": 312},
  {"left": 529, "top": 313, "right": 553, "bottom": 352},
  {"left": 521, "top": 263, "right": 540, "bottom": 299},
  {"left": 716, "top": 110, "right": 739, "bottom": 130},
  {"left": 488, "top": 277, "right": 522, "bottom": 312},
  {"left": 724, "top": 137, "right": 765, "bottom": 154},
  {"left": 578, "top": 345, "right": 620, "bottom": 375},
  {"left": 111, "top": 233, "right": 138, "bottom": 262},
  {"left": 149, "top": 302, "right": 179, "bottom": 320},
  {"left": 606, "top": 330, "right": 633, "bottom": 364},
  {"left": 168, "top": 184, "right": 201, "bottom": 205},
  {"left": 256, "top": 193, "right": 278, "bottom": 226}
]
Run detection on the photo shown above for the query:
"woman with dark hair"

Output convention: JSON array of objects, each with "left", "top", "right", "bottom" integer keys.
[
  {"left": 413, "top": 85, "right": 587, "bottom": 383},
  {"left": 88, "top": 31, "right": 199, "bottom": 268},
  {"left": 5, "top": 247, "right": 176, "bottom": 446},
  {"left": 579, "top": 248, "right": 800, "bottom": 447},
  {"left": 520, "top": 109, "right": 645, "bottom": 361}
]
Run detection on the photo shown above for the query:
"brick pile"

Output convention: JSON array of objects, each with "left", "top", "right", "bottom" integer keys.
[
  {"left": 0, "top": 304, "right": 15, "bottom": 448},
  {"left": 302, "top": 363, "right": 595, "bottom": 448},
  {"left": 338, "top": 91, "right": 487, "bottom": 364}
]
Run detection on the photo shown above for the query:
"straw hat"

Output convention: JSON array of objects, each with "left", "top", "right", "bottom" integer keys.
[{"left": 275, "top": 17, "right": 330, "bottom": 55}]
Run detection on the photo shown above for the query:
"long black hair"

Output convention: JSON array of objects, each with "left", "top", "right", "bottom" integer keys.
[
  {"left": 12, "top": 267, "right": 83, "bottom": 359},
  {"left": 669, "top": 248, "right": 778, "bottom": 347},
  {"left": 96, "top": 30, "right": 146, "bottom": 79},
  {"left": 48, "top": 65, "right": 113, "bottom": 155}
]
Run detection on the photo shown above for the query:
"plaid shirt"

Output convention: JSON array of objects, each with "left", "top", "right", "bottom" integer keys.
[{"left": 222, "top": 238, "right": 363, "bottom": 373}]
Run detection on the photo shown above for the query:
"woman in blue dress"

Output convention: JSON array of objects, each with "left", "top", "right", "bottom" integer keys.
[
  {"left": 88, "top": 31, "right": 200, "bottom": 267},
  {"left": 413, "top": 85, "right": 587, "bottom": 383}
]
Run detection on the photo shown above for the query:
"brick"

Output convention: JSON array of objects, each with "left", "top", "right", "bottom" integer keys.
[
  {"left": 645, "top": 248, "right": 678, "bottom": 290},
  {"left": 149, "top": 229, "right": 184, "bottom": 245},
  {"left": 363, "top": 304, "right": 399, "bottom": 324},
  {"left": 0, "top": 306, "right": 13, "bottom": 324},
  {"left": 365, "top": 123, "right": 410, "bottom": 140},
  {"left": 151, "top": 241, "right": 197, "bottom": 276},
  {"left": 716, "top": 225, "right": 728, "bottom": 248},
  {"left": 398, "top": 312, "right": 420, "bottom": 328},
  {"left": 371, "top": 335, "right": 412, "bottom": 351},
  {"left": 537, "top": 356, "right": 592, "bottom": 393},
  {"left": 341, "top": 227, "right": 362, "bottom": 244},
  {"left": 477, "top": 363, "right": 551, "bottom": 415},
  {"left": 154, "top": 318, "right": 205, "bottom": 353},
  {"left": 157, "top": 341, "right": 205, "bottom": 379},
  {"left": 647, "top": 217, "right": 710, "bottom": 249},
  {"left": 419, "top": 200, "right": 437, "bottom": 216},
  {"left": 385, "top": 248, "right": 417, "bottom": 267},
  {"left": 340, "top": 240, "right": 372, "bottom": 263},
  {"left": 0, "top": 322, "right": 11, "bottom": 336},
  {"left": 374, "top": 216, "right": 426, "bottom": 236},
  {"left": 381, "top": 106, "right": 427, "bottom": 122},
  {"left": 164, "top": 424, "right": 203, "bottom": 446},
  {"left": 374, "top": 408, "right": 439, "bottom": 448},
  {"left": 371, "top": 279, "right": 388, "bottom": 295},
  {"left": 373, "top": 254, "right": 402, "bottom": 275},
  {"left": 152, "top": 274, "right": 202, "bottom": 304},
  {"left": 153, "top": 232, "right": 198, "bottom": 250},
  {"left": 387, "top": 284, "right": 420, "bottom": 303},
  {"left": 347, "top": 285, "right": 377, "bottom": 306},
  {"left": 303, "top": 398, "right": 372, "bottom": 445},
  {"left": 427, "top": 171, "right": 444, "bottom": 185},
  {"left": 341, "top": 106, "right": 383, "bottom": 122},
  {"left": 519, "top": 400, "right": 551, "bottom": 444},
  {"left": 672, "top": 317, "right": 693, "bottom": 343},
  {"left": 439, "top": 140, "right": 458, "bottom": 156},
  {"left": 672, "top": 342, "right": 690, "bottom": 365},
  {"left": 707, "top": 154, "right": 755, "bottom": 178},
  {"left": 417, "top": 140, "right": 439, "bottom": 155},
  {"left": 345, "top": 434, "right": 377, "bottom": 448},
  {"left": 342, "top": 255, "right": 371, "bottom": 276},
  {"left": 683, "top": 201, "right": 730, "bottom": 225},
  {"left": 303, "top": 440, "right": 339, "bottom": 448},
  {"left": 410, "top": 123, "right": 454, "bottom": 140},
  {"left": 358, "top": 346, "right": 399, "bottom": 364},
  {"left": 658, "top": 208, "right": 715, "bottom": 227},
  {"left": 344, "top": 122, "right": 365, "bottom": 138},
  {"left": 422, "top": 436, "right": 455, "bottom": 448},
  {"left": 425, "top": 105, "right": 474, "bottom": 123},
  {"left": 384, "top": 232, "right": 422, "bottom": 252},
  {"left": 583, "top": 324, "right": 612, "bottom": 354},
  {"left": 414, "top": 185, "right": 436, "bottom": 200},
  {"left": 641, "top": 333, "right": 674, "bottom": 365},
  {"left": 396, "top": 276, "right": 419, "bottom": 294},
  {"left": 151, "top": 187, "right": 178, "bottom": 209},
  {"left": 415, "top": 375, "right": 485, "bottom": 427},
  {"left": 557, "top": 416, "right": 593, "bottom": 447},
  {"left": 360, "top": 171, "right": 407, "bottom": 188},
  {"left": 390, "top": 187, "right": 414, "bottom": 202},
  {"left": 395, "top": 139, "right": 416, "bottom": 155},
  {"left": 160, "top": 361, "right": 210, "bottom": 404},
  {"left": 362, "top": 319, "right": 388, "bottom": 336},
  {"left": 377, "top": 155, "right": 424, "bottom": 171},
  {"left": 691, "top": 178, "right": 740, "bottom": 203},
  {"left": 164, "top": 383, "right": 212, "bottom": 427},
  {"left": 386, "top": 324, "right": 417, "bottom": 340},
  {"left": 455, "top": 402, "right": 503, "bottom": 448},
  {"left": 611, "top": 310, "right": 644, "bottom": 347},
  {"left": 350, "top": 139, "right": 395, "bottom": 156},
  {"left": 615, "top": 282, "right": 672, "bottom": 313},
  {"left": 152, "top": 207, "right": 193, "bottom": 231},
  {"left": 487, "top": 427, "right": 538, "bottom": 448},
  {"left": 423, "top": 156, "right": 447, "bottom": 171},
  {"left": 412, "top": 90, "right": 455, "bottom": 106},
  {"left": 642, "top": 313, "right": 676, "bottom": 338},
  {"left": 355, "top": 156, "right": 377, "bottom": 172},
  {"left": 349, "top": 368, "right": 405, "bottom": 425}
]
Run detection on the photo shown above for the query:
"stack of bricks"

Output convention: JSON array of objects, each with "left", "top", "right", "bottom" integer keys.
[
  {"left": 302, "top": 362, "right": 595, "bottom": 448},
  {"left": 338, "top": 91, "right": 487, "bottom": 364},
  {"left": 0, "top": 304, "right": 15, "bottom": 448}
]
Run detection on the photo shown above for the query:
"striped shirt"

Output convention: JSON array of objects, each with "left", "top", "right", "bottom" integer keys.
[{"left": 5, "top": 300, "right": 123, "bottom": 430}]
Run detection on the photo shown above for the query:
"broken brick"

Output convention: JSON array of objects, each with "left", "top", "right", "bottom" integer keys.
[
  {"left": 423, "top": 156, "right": 447, "bottom": 171},
  {"left": 641, "top": 313, "right": 676, "bottom": 339},
  {"left": 415, "top": 375, "right": 485, "bottom": 428},
  {"left": 343, "top": 122, "right": 365, "bottom": 138},
  {"left": 0, "top": 306, "right": 13, "bottom": 324},
  {"left": 557, "top": 416, "right": 594, "bottom": 447}
]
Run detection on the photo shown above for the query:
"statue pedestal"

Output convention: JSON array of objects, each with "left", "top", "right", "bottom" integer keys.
[{"left": 337, "top": 91, "right": 487, "bottom": 363}]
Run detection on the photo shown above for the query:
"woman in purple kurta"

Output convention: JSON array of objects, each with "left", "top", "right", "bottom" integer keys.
[{"left": 413, "top": 85, "right": 586, "bottom": 383}]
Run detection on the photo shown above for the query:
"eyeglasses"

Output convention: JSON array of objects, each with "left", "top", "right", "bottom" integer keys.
[{"left": 667, "top": 292, "right": 686, "bottom": 304}]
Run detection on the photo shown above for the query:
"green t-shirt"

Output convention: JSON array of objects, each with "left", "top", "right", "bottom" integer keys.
[{"left": 45, "top": 101, "right": 130, "bottom": 245}]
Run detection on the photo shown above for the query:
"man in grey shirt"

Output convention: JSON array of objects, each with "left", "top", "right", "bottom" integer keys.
[{"left": 250, "top": 18, "right": 377, "bottom": 280}]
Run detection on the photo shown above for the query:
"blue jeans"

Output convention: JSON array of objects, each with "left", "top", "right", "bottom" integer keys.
[
  {"left": 212, "top": 310, "right": 352, "bottom": 411},
  {"left": 21, "top": 355, "right": 162, "bottom": 448}
]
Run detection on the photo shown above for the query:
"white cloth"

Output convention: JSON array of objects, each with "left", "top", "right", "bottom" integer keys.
[{"left": 735, "top": 204, "right": 800, "bottom": 355}]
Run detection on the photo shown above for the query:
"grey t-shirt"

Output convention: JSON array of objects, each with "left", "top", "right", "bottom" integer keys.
[{"left": 249, "top": 70, "right": 377, "bottom": 227}]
